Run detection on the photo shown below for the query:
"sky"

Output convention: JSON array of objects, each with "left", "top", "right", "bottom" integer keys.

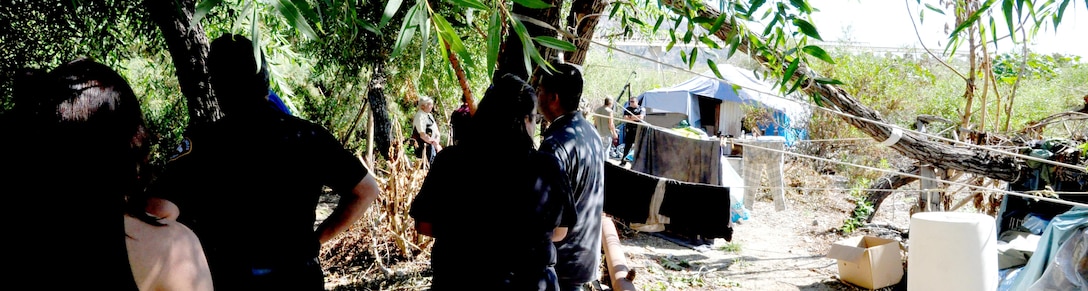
[{"left": 807, "top": 0, "right": 1088, "bottom": 58}]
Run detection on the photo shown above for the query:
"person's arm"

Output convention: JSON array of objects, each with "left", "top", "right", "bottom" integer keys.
[
  {"left": 144, "top": 197, "right": 179, "bottom": 221},
  {"left": 125, "top": 215, "right": 214, "bottom": 291},
  {"left": 552, "top": 227, "right": 568, "bottom": 242},
  {"left": 316, "top": 174, "right": 381, "bottom": 244}
]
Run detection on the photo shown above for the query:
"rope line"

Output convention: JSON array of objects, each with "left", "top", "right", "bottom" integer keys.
[{"left": 733, "top": 140, "right": 1088, "bottom": 208}]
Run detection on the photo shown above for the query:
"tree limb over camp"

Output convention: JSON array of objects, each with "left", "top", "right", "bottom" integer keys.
[{"left": 656, "top": 0, "right": 1085, "bottom": 186}]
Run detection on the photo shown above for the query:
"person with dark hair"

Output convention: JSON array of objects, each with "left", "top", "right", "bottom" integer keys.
[
  {"left": 410, "top": 73, "right": 576, "bottom": 290},
  {"left": 146, "top": 34, "right": 381, "bottom": 290},
  {"left": 619, "top": 97, "right": 645, "bottom": 166},
  {"left": 448, "top": 96, "right": 472, "bottom": 146},
  {"left": 7, "top": 58, "right": 213, "bottom": 290},
  {"left": 536, "top": 61, "right": 607, "bottom": 291}
]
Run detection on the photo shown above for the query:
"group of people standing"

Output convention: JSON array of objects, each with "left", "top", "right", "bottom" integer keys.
[
  {"left": 4, "top": 31, "right": 618, "bottom": 290},
  {"left": 410, "top": 61, "right": 608, "bottom": 291},
  {"left": 4, "top": 33, "right": 382, "bottom": 290}
]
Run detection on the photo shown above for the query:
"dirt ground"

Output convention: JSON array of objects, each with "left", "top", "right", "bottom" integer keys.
[
  {"left": 318, "top": 159, "right": 919, "bottom": 291},
  {"left": 613, "top": 173, "right": 913, "bottom": 291}
]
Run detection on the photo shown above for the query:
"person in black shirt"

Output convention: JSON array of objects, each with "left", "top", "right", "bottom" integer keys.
[
  {"left": 410, "top": 73, "right": 576, "bottom": 290},
  {"left": 536, "top": 61, "right": 607, "bottom": 291},
  {"left": 620, "top": 97, "right": 646, "bottom": 166},
  {"left": 146, "top": 34, "right": 381, "bottom": 290}
]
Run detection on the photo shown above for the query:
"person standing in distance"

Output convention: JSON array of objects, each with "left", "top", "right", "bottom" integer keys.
[
  {"left": 594, "top": 98, "right": 618, "bottom": 157},
  {"left": 536, "top": 61, "right": 607, "bottom": 291},
  {"left": 146, "top": 34, "right": 381, "bottom": 291},
  {"left": 413, "top": 95, "right": 442, "bottom": 166},
  {"left": 619, "top": 97, "right": 645, "bottom": 166}
]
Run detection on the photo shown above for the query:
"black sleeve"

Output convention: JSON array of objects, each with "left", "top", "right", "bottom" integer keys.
[
  {"left": 409, "top": 147, "right": 459, "bottom": 233},
  {"left": 312, "top": 125, "right": 369, "bottom": 193}
]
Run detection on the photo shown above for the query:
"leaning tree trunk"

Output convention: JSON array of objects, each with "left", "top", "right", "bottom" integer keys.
[
  {"left": 145, "top": 0, "right": 220, "bottom": 125},
  {"left": 563, "top": 0, "right": 608, "bottom": 65},
  {"left": 864, "top": 165, "right": 920, "bottom": 222},
  {"left": 663, "top": 0, "right": 1085, "bottom": 187},
  {"left": 367, "top": 62, "right": 393, "bottom": 160}
]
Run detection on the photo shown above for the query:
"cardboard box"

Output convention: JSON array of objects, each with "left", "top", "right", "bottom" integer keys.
[{"left": 826, "top": 236, "right": 904, "bottom": 289}]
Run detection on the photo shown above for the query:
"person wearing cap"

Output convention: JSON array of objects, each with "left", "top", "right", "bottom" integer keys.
[
  {"left": 536, "top": 60, "right": 607, "bottom": 291},
  {"left": 413, "top": 95, "right": 442, "bottom": 165},
  {"left": 145, "top": 33, "right": 381, "bottom": 290}
]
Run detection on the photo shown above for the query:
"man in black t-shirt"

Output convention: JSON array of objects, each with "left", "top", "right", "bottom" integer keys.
[
  {"left": 146, "top": 34, "right": 381, "bottom": 291},
  {"left": 620, "top": 97, "right": 645, "bottom": 166}
]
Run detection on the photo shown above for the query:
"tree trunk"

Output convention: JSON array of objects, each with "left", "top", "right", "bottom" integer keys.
[
  {"left": 563, "top": 0, "right": 607, "bottom": 65},
  {"left": 367, "top": 63, "right": 393, "bottom": 160},
  {"left": 494, "top": 0, "right": 564, "bottom": 81},
  {"left": 863, "top": 165, "right": 920, "bottom": 223},
  {"left": 145, "top": 0, "right": 220, "bottom": 125},
  {"left": 661, "top": 0, "right": 1085, "bottom": 187}
]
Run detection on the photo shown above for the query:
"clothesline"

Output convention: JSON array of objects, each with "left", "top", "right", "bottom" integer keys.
[{"left": 733, "top": 140, "right": 1088, "bottom": 208}]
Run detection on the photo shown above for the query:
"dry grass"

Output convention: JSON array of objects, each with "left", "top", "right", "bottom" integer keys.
[{"left": 321, "top": 145, "right": 434, "bottom": 291}]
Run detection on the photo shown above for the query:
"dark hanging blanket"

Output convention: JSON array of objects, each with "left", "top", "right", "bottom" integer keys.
[{"left": 604, "top": 162, "right": 733, "bottom": 241}]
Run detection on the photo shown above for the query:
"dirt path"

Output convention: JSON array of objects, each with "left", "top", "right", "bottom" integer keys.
[{"left": 615, "top": 175, "right": 914, "bottom": 291}]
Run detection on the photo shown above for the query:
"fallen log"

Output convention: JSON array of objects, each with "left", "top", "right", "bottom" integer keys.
[{"left": 602, "top": 215, "right": 637, "bottom": 291}]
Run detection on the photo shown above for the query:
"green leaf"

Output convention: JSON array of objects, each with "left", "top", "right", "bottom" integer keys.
[
  {"left": 762, "top": 15, "right": 778, "bottom": 36},
  {"left": 802, "top": 45, "right": 834, "bottom": 64},
  {"left": 1002, "top": 0, "right": 1015, "bottom": 42},
  {"left": 923, "top": 3, "right": 945, "bottom": 15},
  {"left": 192, "top": 0, "right": 223, "bottom": 27},
  {"left": 682, "top": 29, "right": 693, "bottom": 43},
  {"left": 782, "top": 57, "right": 800, "bottom": 89},
  {"left": 1053, "top": 0, "right": 1070, "bottom": 30},
  {"left": 748, "top": 0, "right": 767, "bottom": 17},
  {"left": 486, "top": 8, "right": 502, "bottom": 78},
  {"left": 692, "top": 16, "right": 714, "bottom": 23},
  {"left": 357, "top": 18, "right": 381, "bottom": 35},
  {"left": 628, "top": 17, "right": 646, "bottom": 26},
  {"left": 251, "top": 7, "right": 261, "bottom": 74},
  {"left": 665, "top": 39, "right": 676, "bottom": 51},
  {"left": 610, "top": 2, "right": 623, "bottom": 18},
  {"left": 380, "top": 0, "right": 405, "bottom": 28},
  {"left": 652, "top": 15, "right": 665, "bottom": 33},
  {"left": 513, "top": 0, "right": 554, "bottom": 9},
  {"left": 791, "top": 18, "right": 822, "bottom": 40},
  {"left": 391, "top": 3, "right": 420, "bottom": 58},
  {"left": 813, "top": 77, "right": 843, "bottom": 85},
  {"left": 730, "top": 84, "right": 742, "bottom": 95},
  {"left": 989, "top": 18, "right": 999, "bottom": 49},
  {"left": 707, "top": 59, "right": 723, "bottom": 79},
  {"left": 270, "top": 0, "right": 319, "bottom": 39},
  {"left": 688, "top": 47, "right": 698, "bottom": 69},
  {"left": 949, "top": 0, "right": 995, "bottom": 38},
  {"left": 679, "top": 49, "right": 687, "bottom": 66},
  {"left": 290, "top": 0, "right": 320, "bottom": 24},
  {"left": 789, "top": 0, "right": 811, "bottom": 14},
  {"left": 708, "top": 13, "right": 728, "bottom": 35},
  {"left": 433, "top": 13, "right": 473, "bottom": 67},
  {"left": 418, "top": 4, "right": 432, "bottom": 78},
  {"left": 726, "top": 32, "right": 740, "bottom": 58},
  {"left": 534, "top": 36, "right": 577, "bottom": 51},
  {"left": 448, "top": 0, "right": 489, "bottom": 10},
  {"left": 509, "top": 16, "right": 536, "bottom": 77},
  {"left": 787, "top": 75, "right": 804, "bottom": 94},
  {"left": 699, "top": 36, "right": 720, "bottom": 49}
]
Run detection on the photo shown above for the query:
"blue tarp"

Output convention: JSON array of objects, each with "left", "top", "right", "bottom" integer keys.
[{"left": 637, "top": 64, "right": 810, "bottom": 144}]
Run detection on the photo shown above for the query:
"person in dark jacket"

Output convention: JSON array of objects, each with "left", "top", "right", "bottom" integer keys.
[{"left": 536, "top": 61, "right": 607, "bottom": 291}]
